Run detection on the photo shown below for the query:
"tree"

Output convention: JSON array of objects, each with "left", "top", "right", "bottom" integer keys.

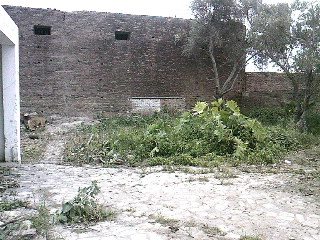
[
  {"left": 183, "top": 0, "right": 260, "bottom": 99},
  {"left": 249, "top": 0, "right": 320, "bottom": 130}
]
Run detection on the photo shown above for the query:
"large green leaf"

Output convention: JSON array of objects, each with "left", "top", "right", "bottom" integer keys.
[
  {"left": 226, "top": 100, "right": 240, "bottom": 113},
  {"left": 245, "top": 119, "right": 266, "bottom": 141},
  {"left": 61, "top": 202, "right": 73, "bottom": 213},
  {"left": 211, "top": 98, "right": 224, "bottom": 107},
  {"left": 233, "top": 137, "right": 247, "bottom": 157},
  {"left": 193, "top": 102, "right": 208, "bottom": 114}
]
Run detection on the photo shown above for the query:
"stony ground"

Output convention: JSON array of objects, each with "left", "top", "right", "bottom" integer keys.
[{"left": 0, "top": 117, "right": 319, "bottom": 240}]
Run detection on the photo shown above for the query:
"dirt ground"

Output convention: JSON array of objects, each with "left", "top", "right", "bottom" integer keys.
[{"left": 1, "top": 117, "right": 319, "bottom": 240}]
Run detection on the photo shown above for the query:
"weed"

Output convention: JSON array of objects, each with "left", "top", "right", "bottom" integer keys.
[
  {"left": 149, "top": 214, "right": 180, "bottom": 229},
  {"left": 307, "top": 112, "right": 320, "bottom": 135},
  {"left": 123, "top": 207, "right": 136, "bottom": 213},
  {"left": 202, "top": 224, "right": 227, "bottom": 237},
  {"left": 214, "top": 172, "right": 237, "bottom": 179},
  {"left": 64, "top": 100, "right": 320, "bottom": 167},
  {"left": 243, "top": 106, "right": 294, "bottom": 126},
  {"left": 177, "top": 167, "right": 216, "bottom": 174},
  {"left": 184, "top": 221, "right": 197, "bottom": 227},
  {"left": 219, "top": 180, "right": 234, "bottom": 185},
  {"left": 291, "top": 169, "right": 307, "bottom": 175},
  {"left": 0, "top": 167, "right": 20, "bottom": 191},
  {"left": 30, "top": 202, "right": 52, "bottom": 238},
  {"left": 0, "top": 199, "right": 29, "bottom": 212},
  {"left": 57, "top": 181, "right": 116, "bottom": 224},
  {"left": 240, "top": 235, "right": 264, "bottom": 240},
  {"left": 187, "top": 176, "right": 210, "bottom": 182},
  {"left": 214, "top": 168, "right": 237, "bottom": 179},
  {"left": 23, "top": 145, "right": 43, "bottom": 160}
]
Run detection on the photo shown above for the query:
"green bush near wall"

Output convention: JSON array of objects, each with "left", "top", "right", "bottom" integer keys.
[{"left": 64, "top": 100, "right": 319, "bottom": 167}]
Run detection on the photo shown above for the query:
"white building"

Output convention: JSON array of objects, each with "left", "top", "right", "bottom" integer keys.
[{"left": 0, "top": 5, "right": 20, "bottom": 162}]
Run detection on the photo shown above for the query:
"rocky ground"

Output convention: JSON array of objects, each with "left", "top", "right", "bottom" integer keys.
[{"left": 0, "top": 117, "right": 319, "bottom": 240}]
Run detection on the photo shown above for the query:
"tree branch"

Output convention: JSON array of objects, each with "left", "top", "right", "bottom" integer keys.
[
  {"left": 221, "top": 51, "right": 254, "bottom": 95},
  {"left": 208, "top": 37, "right": 221, "bottom": 96}
]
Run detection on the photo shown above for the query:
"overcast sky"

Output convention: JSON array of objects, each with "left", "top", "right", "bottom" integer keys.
[{"left": 1, "top": 0, "right": 295, "bottom": 19}]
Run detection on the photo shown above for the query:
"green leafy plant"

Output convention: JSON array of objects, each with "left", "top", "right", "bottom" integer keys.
[
  {"left": 240, "top": 235, "right": 263, "bottom": 240},
  {"left": 30, "top": 202, "right": 52, "bottom": 237},
  {"left": 64, "top": 99, "right": 319, "bottom": 166},
  {"left": 202, "top": 224, "right": 227, "bottom": 237},
  {"left": 0, "top": 199, "right": 29, "bottom": 212},
  {"left": 57, "top": 181, "right": 115, "bottom": 224}
]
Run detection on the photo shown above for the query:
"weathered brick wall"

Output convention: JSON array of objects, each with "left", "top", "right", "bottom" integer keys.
[
  {"left": 4, "top": 6, "right": 243, "bottom": 117},
  {"left": 245, "top": 72, "right": 292, "bottom": 92},
  {"left": 241, "top": 72, "right": 293, "bottom": 107}
]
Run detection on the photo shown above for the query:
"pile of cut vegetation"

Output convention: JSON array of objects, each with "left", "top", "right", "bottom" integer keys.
[{"left": 64, "top": 99, "right": 318, "bottom": 167}]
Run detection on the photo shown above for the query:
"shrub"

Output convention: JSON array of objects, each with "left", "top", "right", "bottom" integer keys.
[
  {"left": 30, "top": 202, "right": 52, "bottom": 237},
  {"left": 64, "top": 100, "right": 319, "bottom": 166},
  {"left": 307, "top": 112, "right": 320, "bottom": 135},
  {"left": 57, "top": 181, "right": 115, "bottom": 224},
  {"left": 243, "top": 105, "right": 294, "bottom": 126}
]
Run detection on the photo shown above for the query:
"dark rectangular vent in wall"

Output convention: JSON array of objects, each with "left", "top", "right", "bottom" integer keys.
[
  {"left": 115, "top": 31, "right": 131, "bottom": 40},
  {"left": 34, "top": 25, "right": 51, "bottom": 35}
]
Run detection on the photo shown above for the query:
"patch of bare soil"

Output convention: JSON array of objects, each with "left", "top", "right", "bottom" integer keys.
[
  {"left": 1, "top": 117, "right": 319, "bottom": 240},
  {"left": 20, "top": 115, "right": 97, "bottom": 164}
]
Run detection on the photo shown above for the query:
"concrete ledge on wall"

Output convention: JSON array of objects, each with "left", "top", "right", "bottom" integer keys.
[{"left": 130, "top": 97, "right": 185, "bottom": 114}]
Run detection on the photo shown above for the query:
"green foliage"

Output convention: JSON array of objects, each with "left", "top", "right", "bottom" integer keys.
[
  {"left": 57, "top": 181, "right": 115, "bottom": 224},
  {"left": 30, "top": 202, "right": 52, "bottom": 237},
  {"left": 64, "top": 100, "right": 320, "bottom": 167},
  {"left": 240, "top": 236, "right": 263, "bottom": 240},
  {"left": 243, "top": 105, "right": 295, "bottom": 126},
  {"left": 64, "top": 99, "right": 319, "bottom": 166},
  {"left": 202, "top": 224, "right": 227, "bottom": 237},
  {"left": 244, "top": 106, "right": 320, "bottom": 136},
  {"left": 0, "top": 199, "right": 29, "bottom": 212},
  {"left": 184, "top": 0, "right": 259, "bottom": 98},
  {"left": 250, "top": 1, "right": 320, "bottom": 128},
  {"left": 307, "top": 112, "right": 320, "bottom": 135},
  {"left": 243, "top": 107, "right": 320, "bottom": 164}
]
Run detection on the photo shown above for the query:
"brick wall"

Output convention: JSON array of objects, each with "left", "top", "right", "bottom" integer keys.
[
  {"left": 240, "top": 72, "right": 293, "bottom": 107},
  {"left": 4, "top": 6, "right": 243, "bottom": 117}
]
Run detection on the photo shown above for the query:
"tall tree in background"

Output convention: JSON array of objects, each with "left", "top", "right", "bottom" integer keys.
[
  {"left": 183, "top": 0, "right": 259, "bottom": 99},
  {"left": 250, "top": 0, "right": 320, "bottom": 130}
]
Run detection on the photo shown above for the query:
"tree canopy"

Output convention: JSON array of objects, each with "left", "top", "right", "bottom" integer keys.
[
  {"left": 249, "top": 0, "right": 320, "bottom": 129},
  {"left": 184, "top": 0, "right": 260, "bottom": 99},
  {"left": 185, "top": 0, "right": 319, "bottom": 130}
]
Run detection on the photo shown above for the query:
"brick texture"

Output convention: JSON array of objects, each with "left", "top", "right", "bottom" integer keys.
[{"left": 240, "top": 72, "right": 293, "bottom": 107}]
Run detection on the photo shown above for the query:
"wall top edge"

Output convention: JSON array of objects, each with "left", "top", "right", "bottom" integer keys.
[{"left": 2, "top": 5, "right": 193, "bottom": 21}]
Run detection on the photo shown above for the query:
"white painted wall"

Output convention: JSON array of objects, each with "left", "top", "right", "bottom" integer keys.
[
  {"left": 0, "top": 48, "right": 4, "bottom": 159},
  {"left": 0, "top": 6, "right": 20, "bottom": 162}
]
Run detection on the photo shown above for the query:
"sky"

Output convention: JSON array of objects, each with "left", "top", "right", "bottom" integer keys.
[{"left": 1, "top": 0, "right": 295, "bottom": 19}]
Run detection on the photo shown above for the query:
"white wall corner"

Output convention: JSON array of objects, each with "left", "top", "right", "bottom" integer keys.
[{"left": 1, "top": 6, "right": 20, "bottom": 162}]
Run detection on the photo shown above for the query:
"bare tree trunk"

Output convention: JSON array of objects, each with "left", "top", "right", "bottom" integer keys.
[
  {"left": 295, "top": 70, "right": 315, "bottom": 131},
  {"left": 208, "top": 41, "right": 245, "bottom": 99},
  {"left": 208, "top": 37, "right": 222, "bottom": 99},
  {"left": 296, "top": 110, "right": 307, "bottom": 131}
]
